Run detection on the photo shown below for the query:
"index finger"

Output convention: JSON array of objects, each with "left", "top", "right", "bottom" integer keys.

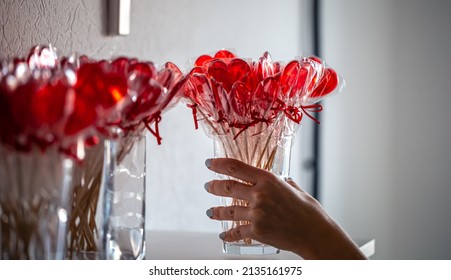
[{"left": 205, "top": 158, "right": 270, "bottom": 184}]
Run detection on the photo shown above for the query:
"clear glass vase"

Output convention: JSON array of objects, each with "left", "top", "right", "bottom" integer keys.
[
  {"left": 0, "top": 146, "right": 75, "bottom": 259},
  {"left": 213, "top": 129, "right": 294, "bottom": 255},
  {"left": 100, "top": 133, "right": 146, "bottom": 260}
]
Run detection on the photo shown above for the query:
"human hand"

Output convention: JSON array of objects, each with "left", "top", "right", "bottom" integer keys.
[{"left": 204, "top": 157, "right": 367, "bottom": 260}]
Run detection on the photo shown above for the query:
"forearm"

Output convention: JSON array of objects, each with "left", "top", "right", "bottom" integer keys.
[{"left": 294, "top": 219, "right": 367, "bottom": 260}]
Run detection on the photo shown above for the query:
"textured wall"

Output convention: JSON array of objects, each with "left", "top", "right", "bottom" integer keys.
[
  {"left": 1, "top": 0, "right": 305, "bottom": 232},
  {"left": 1, "top": 0, "right": 305, "bottom": 65},
  {"left": 1, "top": 0, "right": 110, "bottom": 59}
]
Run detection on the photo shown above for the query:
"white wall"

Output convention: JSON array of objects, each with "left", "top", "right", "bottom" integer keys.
[
  {"left": 321, "top": 0, "right": 451, "bottom": 259},
  {"left": 0, "top": 0, "right": 307, "bottom": 233}
]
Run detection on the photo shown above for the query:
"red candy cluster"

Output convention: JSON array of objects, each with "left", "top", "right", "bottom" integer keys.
[
  {"left": 184, "top": 50, "right": 340, "bottom": 137},
  {"left": 0, "top": 45, "right": 184, "bottom": 158},
  {"left": 119, "top": 60, "right": 185, "bottom": 143},
  {"left": 0, "top": 46, "right": 339, "bottom": 156}
]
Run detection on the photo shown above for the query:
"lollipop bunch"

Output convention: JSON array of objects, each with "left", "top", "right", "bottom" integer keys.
[
  {"left": 0, "top": 45, "right": 185, "bottom": 159},
  {"left": 184, "top": 50, "right": 340, "bottom": 138},
  {"left": 0, "top": 45, "right": 130, "bottom": 159},
  {"left": 115, "top": 60, "right": 185, "bottom": 143}
]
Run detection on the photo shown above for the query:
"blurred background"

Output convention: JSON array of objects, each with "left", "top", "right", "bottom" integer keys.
[{"left": 1, "top": 0, "right": 450, "bottom": 259}]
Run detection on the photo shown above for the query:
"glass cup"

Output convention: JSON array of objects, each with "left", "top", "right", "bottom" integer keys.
[
  {"left": 101, "top": 133, "right": 146, "bottom": 260},
  {"left": 0, "top": 146, "right": 75, "bottom": 259},
  {"left": 66, "top": 133, "right": 146, "bottom": 260},
  {"left": 212, "top": 131, "right": 294, "bottom": 255}
]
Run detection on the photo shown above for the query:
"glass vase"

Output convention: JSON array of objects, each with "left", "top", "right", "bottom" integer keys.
[
  {"left": 0, "top": 146, "right": 75, "bottom": 259},
  {"left": 100, "top": 133, "right": 146, "bottom": 260},
  {"left": 213, "top": 129, "right": 294, "bottom": 255}
]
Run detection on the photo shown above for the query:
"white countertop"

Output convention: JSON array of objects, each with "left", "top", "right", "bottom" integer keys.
[{"left": 146, "top": 230, "right": 375, "bottom": 260}]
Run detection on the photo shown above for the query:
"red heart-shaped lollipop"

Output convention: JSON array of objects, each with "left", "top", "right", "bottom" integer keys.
[
  {"left": 227, "top": 59, "right": 250, "bottom": 87},
  {"left": 207, "top": 59, "right": 229, "bottom": 90},
  {"left": 230, "top": 82, "right": 251, "bottom": 119},
  {"left": 280, "top": 60, "right": 308, "bottom": 99},
  {"left": 214, "top": 50, "right": 235, "bottom": 59},
  {"left": 33, "top": 79, "right": 69, "bottom": 127},
  {"left": 310, "top": 68, "right": 338, "bottom": 98}
]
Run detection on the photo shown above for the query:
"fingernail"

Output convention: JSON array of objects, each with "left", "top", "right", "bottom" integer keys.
[
  {"left": 204, "top": 182, "right": 210, "bottom": 192},
  {"left": 219, "top": 232, "right": 226, "bottom": 240},
  {"left": 206, "top": 208, "right": 213, "bottom": 218},
  {"left": 205, "top": 158, "right": 212, "bottom": 168}
]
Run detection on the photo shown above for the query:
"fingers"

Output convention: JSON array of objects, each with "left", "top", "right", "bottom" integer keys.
[
  {"left": 219, "top": 225, "right": 252, "bottom": 242},
  {"left": 205, "top": 179, "right": 252, "bottom": 200},
  {"left": 207, "top": 205, "right": 250, "bottom": 221},
  {"left": 206, "top": 158, "right": 270, "bottom": 184}
]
